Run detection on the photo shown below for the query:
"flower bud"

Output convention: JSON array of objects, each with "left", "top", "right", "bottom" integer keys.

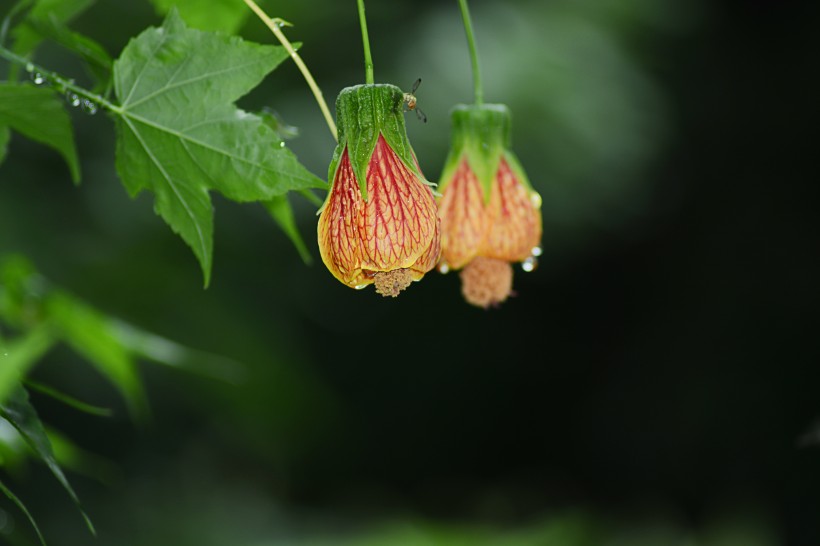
[
  {"left": 317, "top": 84, "right": 441, "bottom": 297},
  {"left": 436, "top": 104, "right": 542, "bottom": 308}
]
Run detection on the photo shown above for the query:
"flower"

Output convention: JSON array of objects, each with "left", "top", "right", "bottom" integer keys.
[
  {"left": 436, "top": 104, "right": 542, "bottom": 308},
  {"left": 317, "top": 84, "right": 441, "bottom": 297}
]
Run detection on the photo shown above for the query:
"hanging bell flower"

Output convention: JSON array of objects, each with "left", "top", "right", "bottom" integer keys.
[
  {"left": 436, "top": 104, "right": 542, "bottom": 308},
  {"left": 317, "top": 84, "right": 441, "bottom": 297}
]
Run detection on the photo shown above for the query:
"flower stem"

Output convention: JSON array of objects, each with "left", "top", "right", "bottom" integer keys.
[
  {"left": 243, "top": 0, "right": 337, "bottom": 142},
  {"left": 0, "top": 44, "right": 119, "bottom": 113},
  {"left": 457, "top": 0, "right": 483, "bottom": 105},
  {"left": 357, "top": 0, "right": 374, "bottom": 84}
]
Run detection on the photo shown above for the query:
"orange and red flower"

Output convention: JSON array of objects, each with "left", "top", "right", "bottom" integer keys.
[
  {"left": 317, "top": 84, "right": 440, "bottom": 297},
  {"left": 436, "top": 104, "right": 542, "bottom": 308}
]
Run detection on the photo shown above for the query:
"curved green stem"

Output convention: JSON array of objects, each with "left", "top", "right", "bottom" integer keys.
[
  {"left": 458, "top": 0, "right": 483, "bottom": 105},
  {"left": 357, "top": 0, "right": 374, "bottom": 84},
  {"left": 243, "top": 0, "right": 338, "bottom": 142},
  {"left": 0, "top": 44, "right": 120, "bottom": 113}
]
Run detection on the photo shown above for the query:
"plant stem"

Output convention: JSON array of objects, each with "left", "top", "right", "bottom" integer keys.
[
  {"left": 243, "top": 0, "right": 338, "bottom": 142},
  {"left": 0, "top": 44, "right": 120, "bottom": 113},
  {"left": 458, "top": 0, "right": 483, "bottom": 105},
  {"left": 357, "top": 0, "right": 374, "bottom": 84}
]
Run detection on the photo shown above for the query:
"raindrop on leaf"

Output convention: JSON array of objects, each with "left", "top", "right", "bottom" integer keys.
[{"left": 81, "top": 99, "right": 98, "bottom": 115}]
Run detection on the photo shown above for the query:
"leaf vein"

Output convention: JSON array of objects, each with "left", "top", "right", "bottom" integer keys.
[
  {"left": 122, "top": 111, "right": 312, "bottom": 184},
  {"left": 120, "top": 31, "right": 171, "bottom": 107},
  {"left": 124, "top": 57, "right": 273, "bottom": 110},
  {"left": 179, "top": 137, "right": 220, "bottom": 190},
  {"left": 121, "top": 116, "right": 209, "bottom": 260}
]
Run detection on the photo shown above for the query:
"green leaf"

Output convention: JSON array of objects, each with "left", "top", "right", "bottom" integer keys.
[
  {"left": 150, "top": 0, "right": 249, "bottom": 34},
  {"left": 0, "top": 386, "right": 96, "bottom": 536},
  {"left": 44, "top": 426, "right": 120, "bottom": 486},
  {"left": 0, "top": 83, "right": 80, "bottom": 183},
  {"left": 45, "top": 291, "right": 147, "bottom": 420},
  {"left": 24, "top": 379, "right": 113, "bottom": 417},
  {"left": 111, "top": 9, "right": 324, "bottom": 286},
  {"left": 259, "top": 108, "right": 300, "bottom": 140},
  {"left": 263, "top": 194, "right": 313, "bottom": 265},
  {"left": 11, "top": 0, "right": 95, "bottom": 56},
  {"left": 110, "top": 319, "right": 246, "bottom": 384},
  {"left": 0, "top": 253, "right": 50, "bottom": 330},
  {"left": 1, "top": 0, "right": 35, "bottom": 54},
  {"left": 0, "top": 326, "right": 55, "bottom": 406},
  {"left": 0, "top": 476, "right": 47, "bottom": 546},
  {"left": 25, "top": 15, "right": 113, "bottom": 91},
  {"left": 0, "top": 125, "right": 9, "bottom": 165}
]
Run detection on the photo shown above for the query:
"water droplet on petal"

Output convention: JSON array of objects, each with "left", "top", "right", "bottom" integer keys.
[
  {"left": 530, "top": 246, "right": 542, "bottom": 257},
  {"left": 437, "top": 261, "right": 450, "bottom": 274},
  {"left": 354, "top": 284, "right": 368, "bottom": 290},
  {"left": 521, "top": 256, "right": 538, "bottom": 272},
  {"left": 530, "top": 192, "right": 542, "bottom": 209},
  {"left": 81, "top": 99, "right": 98, "bottom": 115}
]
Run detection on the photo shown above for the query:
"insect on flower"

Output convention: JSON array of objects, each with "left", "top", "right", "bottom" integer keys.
[{"left": 403, "top": 78, "right": 427, "bottom": 123}]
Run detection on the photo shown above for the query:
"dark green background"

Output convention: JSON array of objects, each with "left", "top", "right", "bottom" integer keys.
[{"left": 1, "top": 0, "right": 818, "bottom": 544}]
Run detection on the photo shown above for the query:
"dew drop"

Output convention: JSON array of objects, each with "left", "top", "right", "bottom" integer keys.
[
  {"left": 32, "top": 72, "right": 45, "bottom": 85},
  {"left": 521, "top": 256, "right": 538, "bottom": 272},
  {"left": 81, "top": 99, "right": 98, "bottom": 115},
  {"left": 25, "top": 62, "right": 34, "bottom": 73},
  {"left": 354, "top": 284, "right": 368, "bottom": 290},
  {"left": 66, "top": 92, "right": 81, "bottom": 107},
  {"left": 279, "top": 141, "right": 285, "bottom": 148},
  {"left": 530, "top": 192, "right": 542, "bottom": 209},
  {"left": 530, "top": 246, "right": 542, "bottom": 257},
  {"left": 437, "top": 261, "right": 450, "bottom": 274}
]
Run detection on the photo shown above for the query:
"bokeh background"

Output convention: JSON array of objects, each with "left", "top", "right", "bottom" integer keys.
[{"left": 1, "top": 0, "right": 819, "bottom": 544}]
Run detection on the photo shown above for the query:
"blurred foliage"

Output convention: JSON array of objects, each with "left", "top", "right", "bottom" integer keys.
[
  {"left": 0, "top": 252, "right": 244, "bottom": 543},
  {"left": 1, "top": 0, "right": 818, "bottom": 544}
]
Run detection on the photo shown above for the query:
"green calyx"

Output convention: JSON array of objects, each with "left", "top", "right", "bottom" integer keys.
[
  {"left": 439, "top": 104, "right": 520, "bottom": 203},
  {"left": 326, "top": 84, "right": 422, "bottom": 202}
]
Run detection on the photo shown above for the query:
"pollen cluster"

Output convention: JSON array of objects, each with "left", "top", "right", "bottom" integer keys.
[{"left": 459, "top": 256, "right": 514, "bottom": 308}]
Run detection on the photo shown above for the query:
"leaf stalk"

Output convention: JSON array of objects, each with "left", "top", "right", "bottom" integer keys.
[
  {"left": 357, "top": 0, "right": 374, "bottom": 84},
  {"left": 243, "top": 0, "right": 337, "bottom": 141},
  {"left": 458, "top": 0, "right": 483, "bottom": 105},
  {"left": 0, "top": 44, "right": 120, "bottom": 114}
]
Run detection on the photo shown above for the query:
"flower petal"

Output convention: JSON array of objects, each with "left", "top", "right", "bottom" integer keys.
[
  {"left": 437, "top": 156, "right": 487, "bottom": 270},
  {"left": 359, "top": 135, "right": 438, "bottom": 273},
  {"left": 317, "top": 146, "right": 369, "bottom": 287},
  {"left": 481, "top": 157, "right": 542, "bottom": 262}
]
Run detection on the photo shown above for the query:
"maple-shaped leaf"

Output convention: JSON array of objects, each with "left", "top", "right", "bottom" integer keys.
[
  {"left": 111, "top": 9, "right": 324, "bottom": 286},
  {"left": 0, "top": 83, "right": 80, "bottom": 182}
]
